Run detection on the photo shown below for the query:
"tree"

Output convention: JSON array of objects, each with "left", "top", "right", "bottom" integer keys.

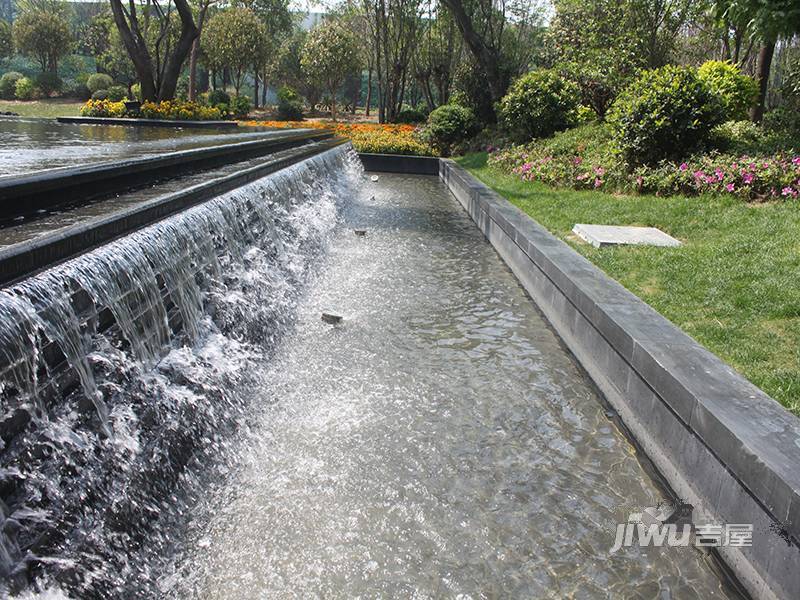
[
  {"left": 716, "top": 0, "right": 800, "bottom": 121},
  {"left": 0, "top": 19, "right": 12, "bottom": 60},
  {"left": 13, "top": 9, "right": 72, "bottom": 74},
  {"left": 413, "top": 7, "right": 462, "bottom": 110},
  {"left": 439, "top": 0, "right": 543, "bottom": 114},
  {"left": 202, "top": 7, "right": 267, "bottom": 96},
  {"left": 301, "top": 19, "right": 361, "bottom": 120},
  {"left": 276, "top": 28, "right": 322, "bottom": 109},
  {"left": 241, "top": 0, "right": 292, "bottom": 107},
  {"left": 361, "top": 0, "right": 423, "bottom": 122},
  {"left": 108, "top": 0, "right": 199, "bottom": 101}
]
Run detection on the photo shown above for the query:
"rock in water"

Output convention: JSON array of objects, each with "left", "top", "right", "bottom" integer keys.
[
  {"left": 321, "top": 312, "right": 343, "bottom": 324},
  {"left": 370, "top": 175, "right": 379, "bottom": 182},
  {"left": 354, "top": 229, "right": 367, "bottom": 237}
]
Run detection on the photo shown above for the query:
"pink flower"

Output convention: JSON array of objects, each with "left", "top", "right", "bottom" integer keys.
[
  {"left": 704, "top": 175, "right": 717, "bottom": 185},
  {"left": 594, "top": 166, "right": 606, "bottom": 176},
  {"left": 573, "top": 156, "right": 583, "bottom": 165},
  {"left": 782, "top": 186, "right": 797, "bottom": 197},
  {"left": 693, "top": 170, "right": 705, "bottom": 179},
  {"left": 679, "top": 162, "right": 688, "bottom": 171},
  {"left": 594, "top": 178, "right": 603, "bottom": 188},
  {"left": 793, "top": 157, "right": 800, "bottom": 166},
  {"left": 726, "top": 183, "right": 735, "bottom": 192},
  {"left": 715, "top": 168, "right": 725, "bottom": 181},
  {"left": 742, "top": 172, "right": 754, "bottom": 184}
]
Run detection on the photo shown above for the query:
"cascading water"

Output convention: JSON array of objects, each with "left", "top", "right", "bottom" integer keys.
[{"left": 0, "top": 144, "right": 363, "bottom": 598}]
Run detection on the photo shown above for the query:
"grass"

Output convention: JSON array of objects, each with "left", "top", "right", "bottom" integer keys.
[
  {"left": 0, "top": 99, "right": 84, "bottom": 118},
  {"left": 458, "top": 152, "right": 800, "bottom": 416}
]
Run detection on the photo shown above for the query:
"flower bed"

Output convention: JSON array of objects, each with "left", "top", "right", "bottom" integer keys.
[
  {"left": 244, "top": 120, "right": 436, "bottom": 156},
  {"left": 488, "top": 125, "right": 800, "bottom": 201},
  {"left": 79, "top": 99, "right": 127, "bottom": 118},
  {"left": 79, "top": 99, "right": 224, "bottom": 121}
]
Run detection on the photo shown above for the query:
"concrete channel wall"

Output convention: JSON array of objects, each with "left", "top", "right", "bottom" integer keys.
[{"left": 358, "top": 153, "right": 800, "bottom": 600}]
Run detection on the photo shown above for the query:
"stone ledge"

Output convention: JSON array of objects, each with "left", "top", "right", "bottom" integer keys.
[
  {"left": 358, "top": 153, "right": 440, "bottom": 175},
  {"left": 56, "top": 116, "right": 238, "bottom": 129},
  {"left": 0, "top": 130, "right": 332, "bottom": 221},
  {"left": 439, "top": 158, "right": 800, "bottom": 600}
]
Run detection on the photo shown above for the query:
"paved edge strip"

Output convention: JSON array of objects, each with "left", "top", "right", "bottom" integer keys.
[
  {"left": 0, "top": 139, "right": 348, "bottom": 286},
  {"left": 433, "top": 159, "right": 800, "bottom": 600}
]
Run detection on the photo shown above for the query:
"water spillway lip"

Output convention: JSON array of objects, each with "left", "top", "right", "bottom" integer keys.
[
  {"left": 0, "top": 129, "right": 334, "bottom": 222},
  {"left": 0, "top": 138, "right": 348, "bottom": 287},
  {"left": 56, "top": 116, "right": 239, "bottom": 129},
  {"left": 439, "top": 158, "right": 800, "bottom": 599}
]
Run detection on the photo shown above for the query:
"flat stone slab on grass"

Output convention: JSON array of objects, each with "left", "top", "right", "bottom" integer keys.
[{"left": 572, "top": 224, "right": 681, "bottom": 248}]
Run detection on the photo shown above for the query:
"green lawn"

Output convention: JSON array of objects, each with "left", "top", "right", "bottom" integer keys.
[
  {"left": 458, "top": 152, "right": 800, "bottom": 416},
  {"left": 0, "top": 99, "right": 84, "bottom": 118}
]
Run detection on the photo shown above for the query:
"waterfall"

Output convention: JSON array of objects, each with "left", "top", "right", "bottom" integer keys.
[{"left": 0, "top": 144, "right": 363, "bottom": 597}]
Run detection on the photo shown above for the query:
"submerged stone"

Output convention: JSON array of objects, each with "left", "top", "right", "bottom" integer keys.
[
  {"left": 353, "top": 229, "right": 367, "bottom": 237},
  {"left": 321, "top": 312, "right": 343, "bottom": 324}
]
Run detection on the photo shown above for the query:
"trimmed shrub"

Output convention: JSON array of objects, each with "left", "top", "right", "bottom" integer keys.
[
  {"left": 229, "top": 95, "right": 251, "bottom": 119},
  {"left": 14, "top": 77, "right": 35, "bottom": 100},
  {"left": 276, "top": 86, "right": 304, "bottom": 121},
  {"left": 207, "top": 89, "right": 230, "bottom": 107},
  {"left": 91, "top": 89, "right": 109, "bottom": 101},
  {"left": 35, "top": 72, "right": 62, "bottom": 96},
  {"left": 395, "top": 107, "right": 426, "bottom": 124},
  {"left": 607, "top": 65, "right": 724, "bottom": 167},
  {"left": 86, "top": 73, "right": 113, "bottom": 94},
  {"left": 0, "top": 71, "right": 23, "bottom": 99},
  {"left": 423, "top": 104, "right": 477, "bottom": 156},
  {"left": 107, "top": 85, "right": 127, "bottom": 102},
  {"left": 697, "top": 60, "right": 758, "bottom": 121},
  {"left": 497, "top": 69, "right": 580, "bottom": 143}
]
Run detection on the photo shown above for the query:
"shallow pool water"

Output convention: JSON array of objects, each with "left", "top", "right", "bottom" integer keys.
[{"left": 165, "top": 174, "right": 732, "bottom": 599}]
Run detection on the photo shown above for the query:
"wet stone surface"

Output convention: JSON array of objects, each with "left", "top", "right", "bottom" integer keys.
[{"left": 168, "top": 174, "right": 732, "bottom": 598}]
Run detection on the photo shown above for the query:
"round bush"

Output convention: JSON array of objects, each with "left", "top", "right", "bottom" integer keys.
[
  {"left": 86, "top": 73, "right": 113, "bottom": 94},
  {"left": 0, "top": 71, "right": 23, "bottom": 100},
  {"left": 697, "top": 60, "right": 758, "bottom": 121},
  {"left": 107, "top": 85, "right": 127, "bottom": 102},
  {"left": 424, "top": 104, "right": 477, "bottom": 156},
  {"left": 228, "top": 95, "right": 251, "bottom": 119},
  {"left": 498, "top": 70, "right": 580, "bottom": 143},
  {"left": 91, "top": 89, "right": 109, "bottom": 101},
  {"left": 276, "top": 86, "right": 303, "bottom": 121},
  {"left": 207, "top": 89, "right": 230, "bottom": 107},
  {"left": 14, "top": 77, "right": 35, "bottom": 100},
  {"left": 35, "top": 72, "right": 62, "bottom": 97},
  {"left": 607, "top": 65, "right": 723, "bottom": 167},
  {"left": 395, "top": 107, "right": 426, "bottom": 124}
]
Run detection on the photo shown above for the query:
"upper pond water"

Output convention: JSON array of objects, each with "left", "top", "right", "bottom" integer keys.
[
  {"left": 164, "top": 173, "right": 732, "bottom": 598},
  {"left": 0, "top": 117, "right": 291, "bottom": 177}
]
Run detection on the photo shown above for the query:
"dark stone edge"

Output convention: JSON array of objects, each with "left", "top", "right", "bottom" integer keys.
[
  {"left": 0, "top": 139, "right": 348, "bottom": 287},
  {"left": 56, "top": 116, "right": 238, "bottom": 129},
  {"left": 358, "top": 153, "right": 440, "bottom": 175},
  {"left": 438, "top": 158, "right": 800, "bottom": 600}
]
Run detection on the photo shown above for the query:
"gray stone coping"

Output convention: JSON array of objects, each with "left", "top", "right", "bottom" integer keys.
[
  {"left": 0, "top": 139, "right": 347, "bottom": 286},
  {"left": 0, "top": 130, "right": 332, "bottom": 221},
  {"left": 56, "top": 116, "right": 239, "bottom": 129},
  {"left": 436, "top": 158, "right": 800, "bottom": 599}
]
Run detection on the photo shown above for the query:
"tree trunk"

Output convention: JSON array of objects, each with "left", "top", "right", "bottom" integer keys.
[
  {"left": 750, "top": 41, "right": 775, "bottom": 123},
  {"left": 188, "top": 39, "right": 200, "bottom": 101},
  {"left": 253, "top": 71, "right": 259, "bottom": 108},
  {"left": 365, "top": 69, "right": 372, "bottom": 117}
]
